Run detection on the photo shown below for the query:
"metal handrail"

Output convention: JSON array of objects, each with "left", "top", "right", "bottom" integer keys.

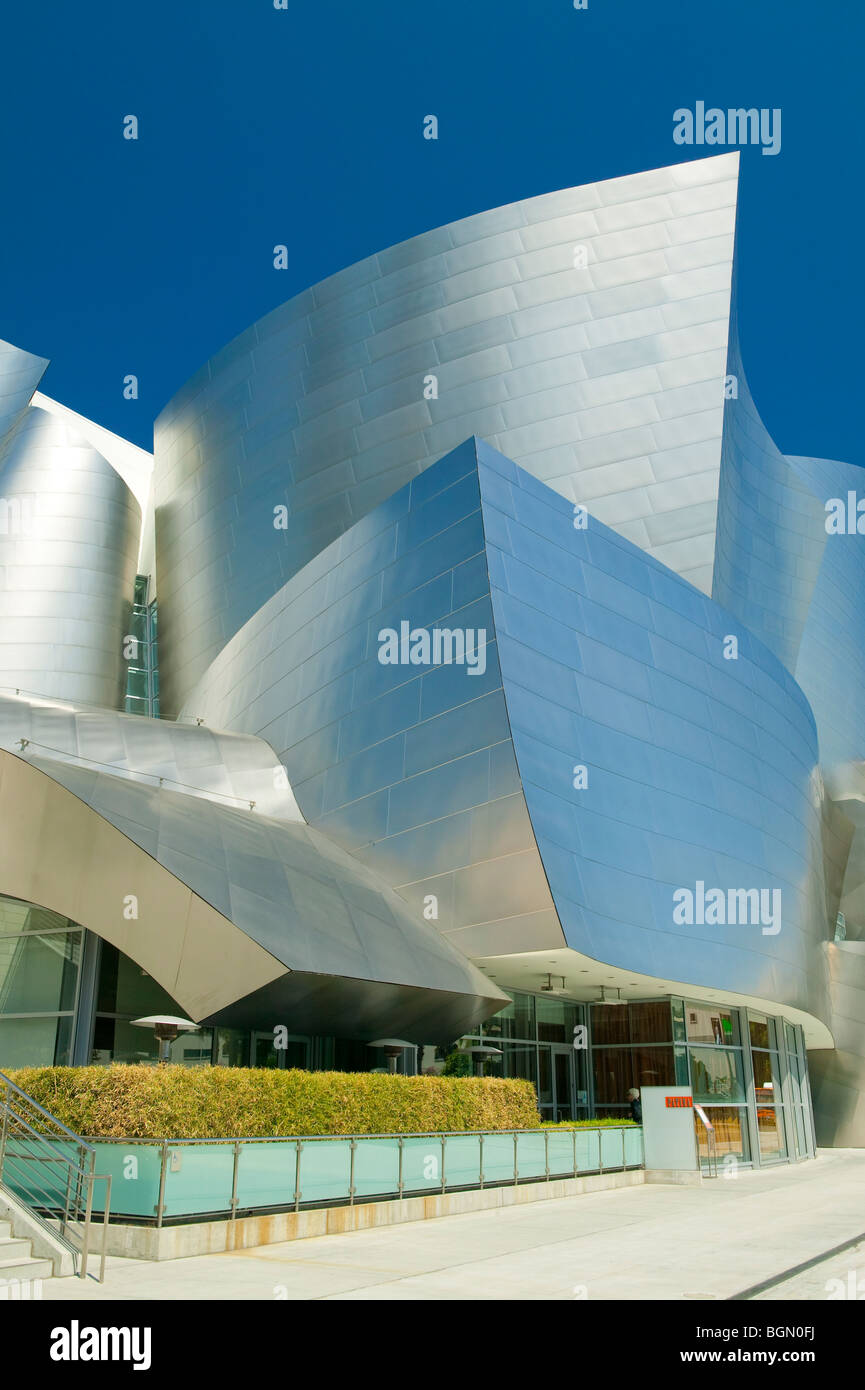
[
  {"left": 0, "top": 1071, "right": 111, "bottom": 1281},
  {"left": 4, "top": 737, "right": 261, "bottom": 811},
  {"left": 61, "top": 1124, "right": 642, "bottom": 1226},
  {"left": 0, "top": 684, "right": 196, "bottom": 723},
  {"left": 74, "top": 1123, "right": 641, "bottom": 1144}
]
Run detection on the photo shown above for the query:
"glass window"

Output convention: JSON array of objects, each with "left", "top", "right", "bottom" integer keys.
[
  {"left": 0, "top": 900, "right": 73, "bottom": 936},
  {"left": 0, "top": 931, "right": 81, "bottom": 1013},
  {"left": 0, "top": 1015, "right": 73, "bottom": 1068},
  {"left": 499, "top": 1041, "right": 537, "bottom": 1084},
  {"left": 91, "top": 1017, "right": 211, "bottom": 1066},
  {"left": 92, "top": 1016, "right": 157, "bottom": 1064},
  {"left": 631, "top": 1045, "right": 675, "bottom": 1089},
  {"left": 329, "top": 1038, "right": 374, "bottom": 1071},
  {"left": 96, "top": 943, "right": 179, "bottom": 1017},
  {"left": 749, "top": 1015, "right": 770, "bottom": 1049},
  {"left": 690, "top": 1046, "right": 746, "bottom": 1103},
  {"left": 686, "top": 1004, "right": 739, "bottom": 1046},
  {"left": 592, "top": 1046, "right": 633, "bottom": 1104},
  {"left": 538, "top": 1046, "right": 552, "bottom": 1106},
  {"left": 590, "top": 1003, "right": 629, "bottom": 1045},
  {"left": 671, "top": 997, "right": 687, "bottom": 1044},
  {"left": 484, "top": 992, "right": 535, "bottom": 1041},
  {"left": 125, "top": 668, "right": 149, "bottom": 699},
  {"left": 752, "top": 1049, "right": 780, "bottom": 1104},
  {"left": 172, "top": 1032, "right": 213, "bottom": 1066},
  {"left": 756, "top": 1105, "right": 787, "bottom": 1161},
  {"left": 128, "top": 609, "right": 148, "bottom": 643},
  {"left": 792, "top": 1104, "right": 808, "bottom": 1159},
  {"left": 786, "top": 1053, "right": 802, "bottom": 1108},
  {"left": 215, "top": 1029, "right": 250, "bottom": 1067},
  {"left": 628, "top": 1001, "right": 672, "bottom": 1043},
  {"left": 590, "top": 1000, "right": 671, "bottom": 1045},
  {"left": 694, "top": 1105, "right": 750, "bottom": 1164},
  {"left": 536, "top": 996, "right": 580, "bottom": 1042}
]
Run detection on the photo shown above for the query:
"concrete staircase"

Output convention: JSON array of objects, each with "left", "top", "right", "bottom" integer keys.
[{"left": 0, "top": 1216, "right": 54, "bottom": 1290}]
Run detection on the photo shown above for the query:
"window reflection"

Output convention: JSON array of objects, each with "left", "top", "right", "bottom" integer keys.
[
  {"left": 685, "top": 1004, "right": 738, "bottom": 1046},
  {"left": 690, "top": 1047, "right": 745, "bottom": 1103},
  {"left": 0, "top": 932, "right": 81, "bottom": 1014},
  {"left": 756, "top": 1105, "right": 787, "bottom": 1160},
  {"left": 749, "top": 1015, "right": 770, "bottom": 1049},
  {"left": 0, "top": 1015, "right": 73, "bottom": 1068},
  {"left": 694, "top": 1106, "right": 749, "bottom": 1164}
]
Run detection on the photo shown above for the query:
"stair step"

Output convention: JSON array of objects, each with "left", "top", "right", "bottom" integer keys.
[
  {"left": 0, "top": 1221, "right": 11, "bottom": 1239},
  {"left": 0, "top": 1255, "right": 53, "bottom": 1283},
  {"left": 0, "top": 1238, "right": 32, "bottom": 1261}
]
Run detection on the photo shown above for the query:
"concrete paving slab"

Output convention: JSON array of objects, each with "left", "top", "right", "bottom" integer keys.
[{"left": 41, "top": 1149, "right": 865, "bottom": 1301}]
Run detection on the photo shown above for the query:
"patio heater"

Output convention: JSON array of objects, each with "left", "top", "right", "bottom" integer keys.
[
  {"left": 367, "top": 1039, "right": 416, "bottom": 1074},
  {"left": 467, "top": 1045, "right": 503, "bottom": 1078},
  {"left": 131, "top": 1014, "right": 198, "bottom": 1064}
]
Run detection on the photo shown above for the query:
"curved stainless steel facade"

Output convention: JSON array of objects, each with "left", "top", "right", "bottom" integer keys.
[
  {"left": 0, "top": 690, "right": 303, "bottom": 823},
  {"left": 2, "top": 155, "right": 863, "bottom": 1141},
  {"left": 181, "top": 437, "right": 833, "bottom": 1031},
  {"left": 0, "top": 337, "right": 48, "bottom": 443},
  {"left": 711, "top": 306, "right": 865, "bottom": 1142},
  {"left": 0, "top": 404, "right": 141, "bottom": 708},
  {"left": 181, "top": 438, "right": 561, "bottom": 959},
  {"left": 0, "top": 692, "right": 505, "bottom": 1039},
  {"left": 154, "top": 153, "right": 739, "bottom": 715}
]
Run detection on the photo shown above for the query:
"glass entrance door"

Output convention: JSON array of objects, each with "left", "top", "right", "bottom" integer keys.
[
  {"left": 538, "top": 1043, "right": 574, "bottom": 1121},
  {"left": 251, "top": 1032, "right": 310, "bottom": 1069}
]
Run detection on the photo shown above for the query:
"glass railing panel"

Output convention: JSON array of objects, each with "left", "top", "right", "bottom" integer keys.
[
  {"left": 624, "top": 1127, "right": 643, "bottom": 1165},
  {"left": 401, "top": 1135, "right": 446, "bottom": 1193},
  {"left": 89, "top": 1142, "right": 161, "bottom": 1218},
  {"left": 547, "top": 1131, "right": 576, "bottom": 1176},
  {"left": 574, "top": 1128, "right": 600, "bottom": 1172},
  {"left": 515, "top": 1131, "right": 546, "bottom": 1180},
  {"left": 161, "top": 1143, "right": 235, "bottom": 1217},
  {"left": 296, "top": 1139, "right": 352, "bottom": 1204},
  {"left": 601, "top": 1127, "right": 626, "bottom": 1167},
  {"left": 443, "top": 1134, "right": 481, "bottom": 1188},
  {"left": 481, "top": 1132, "right": 516, "bottom": 1183},
  {"left": 0, "top": 1127, "right": 646, "bottom": 1226},
  {"left": 352, "top": 1137, "right": 400, "bottom": 1199},
  {"left": 234, "top": 1140, "right": 298, "bottom": 1210}
]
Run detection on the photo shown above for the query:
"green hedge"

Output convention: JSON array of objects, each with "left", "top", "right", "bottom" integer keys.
[
  {"left": 7, "top": 1065, "right": 541, "bottom": 1139},
  {"left": 540, "top": 1118, "right": 637, "bottom": 1128}
]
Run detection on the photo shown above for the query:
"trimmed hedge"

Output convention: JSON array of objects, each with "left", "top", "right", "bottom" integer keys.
[
  {"left": 541, "top": 1118, "right": 637, "bottom": 1128},
  {"left": 8, "top": 1065, "right": 541, "bottom": 1139}
]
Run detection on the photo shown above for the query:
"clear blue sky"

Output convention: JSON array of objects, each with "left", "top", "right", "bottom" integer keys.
[{"left": 0, "top": 0, "right": 860, "bottom": 464}]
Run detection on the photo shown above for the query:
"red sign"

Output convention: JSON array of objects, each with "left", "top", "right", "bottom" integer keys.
[{"left": 665, "top": 1096, "right": 693, "bottom": 1108}]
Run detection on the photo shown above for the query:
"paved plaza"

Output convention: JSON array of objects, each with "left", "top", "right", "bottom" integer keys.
[{"left": 41, "top": 1149, "right": 865, "bottom": 1301}]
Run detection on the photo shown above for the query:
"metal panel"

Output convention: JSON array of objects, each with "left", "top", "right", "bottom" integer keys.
[
  {"left": 180, "top": 439, "right": 835, "bottom": 1037},
  {"left": 0, "top": 406, "right": 141, "bottom": 707},
  {"left": 0, "top": 693, "right": 506, "bottom": 1039},
  {"left": 154, "top": 154, "right": 739, "bottom": 714}
]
